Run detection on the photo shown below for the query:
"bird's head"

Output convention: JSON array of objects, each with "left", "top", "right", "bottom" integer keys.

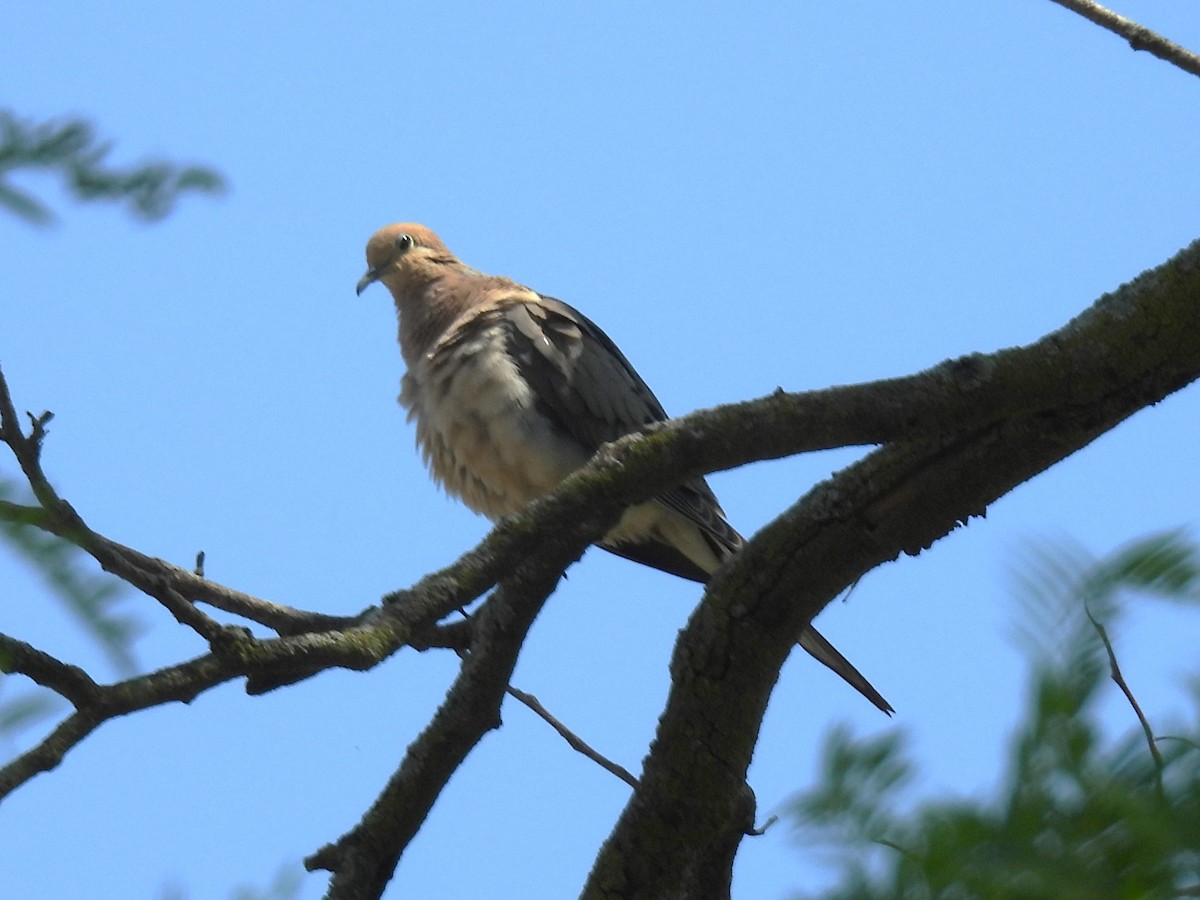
[{"left": 356, "top": 223, "right": 453, "bottom": 296}]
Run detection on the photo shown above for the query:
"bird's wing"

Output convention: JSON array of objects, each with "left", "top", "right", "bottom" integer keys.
[
  {"left": 503, "top": 295, "right": 664, "bottom": 447},
  {"left": 492, "top": 294, "right": 893, "bottom": 714},
  {"left": 492, "top": 294, "right": 743, "bottom": 567}
]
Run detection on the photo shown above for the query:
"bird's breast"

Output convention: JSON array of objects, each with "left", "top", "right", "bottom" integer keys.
[{"left": 400, "top": 323, "right": 590, "bottom": 519}]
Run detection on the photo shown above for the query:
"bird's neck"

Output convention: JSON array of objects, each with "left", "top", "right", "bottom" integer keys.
[{"left": 391, "top": 263, "right": 489, "bottom": 366}]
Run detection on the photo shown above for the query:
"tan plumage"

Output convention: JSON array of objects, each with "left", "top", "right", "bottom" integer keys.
[{"left": 358, "top": 223, "right": 892, "bottom": 714}]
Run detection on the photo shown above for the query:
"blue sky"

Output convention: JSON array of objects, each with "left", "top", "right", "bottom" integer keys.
[{"left": 3, "top": 2, "right": 1199, "bottom": 897}]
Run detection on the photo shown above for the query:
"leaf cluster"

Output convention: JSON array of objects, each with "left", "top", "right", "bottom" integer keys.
[
  {"left": 0, "top": 110, "right": 224, "bottom": 225},
  {"left": 789, "top": 532, "right": 1200, "bottom": 900}
]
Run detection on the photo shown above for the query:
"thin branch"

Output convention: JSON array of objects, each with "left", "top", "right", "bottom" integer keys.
[
  {"left": 1084, "top": 603, "right": 1165, "bottom": 797},
  {"left": 1, "top": 368, "right": 568, "bottom": 648},
  {"left": 450, "top": 615, "right": 636, "bottom": 787},
  {"left": 182, "top": 569, "right": 360, "bottom": 635},
  {"left": 0, "top": 711, "right": 103, "bottom": 796},
  {"left": 2, "top": 366, "right": 367, "bottom": 639},
  {"left": 0, "top": 372, "right": 59, "bottom": 512},
  {"left": 0, "top": 632, "right": 99, "bottom": 707},
  {"left": 0, "top": 651, "right": 233, "bottom": 798},
  {"left": 1048, "top": 0, "right": 1200, "bottom": 79},
  {"left": 504, "top": 683, "right": 639, "bottom": 789},
  {"left": 155, "top": 582, "right": 225, "bottom": 640},
  {"left": 0, "top": 613, "right": 437, "bottom": 798}
]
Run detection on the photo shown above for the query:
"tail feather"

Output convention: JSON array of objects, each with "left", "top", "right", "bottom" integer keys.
[{"left": 798, "top": 627, "right": 894, "bottom": 715}]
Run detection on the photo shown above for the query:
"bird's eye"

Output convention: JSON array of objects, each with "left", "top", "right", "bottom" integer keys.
[{"left": 396, "top": 233, "right": 415, "bottom": 252}]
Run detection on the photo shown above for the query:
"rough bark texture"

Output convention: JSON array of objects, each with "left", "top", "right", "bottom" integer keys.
[{"left": 580, "top": 239, "right": 1200, "bottom": 898}]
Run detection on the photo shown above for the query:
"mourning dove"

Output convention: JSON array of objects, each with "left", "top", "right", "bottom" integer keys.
[{"left": 357, "top": 223, "right": 892, "bottom": 714}]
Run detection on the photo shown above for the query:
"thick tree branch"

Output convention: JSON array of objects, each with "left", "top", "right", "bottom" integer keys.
[
  {"left": 309, "top": 501, "right": 617, "bottom": 898},
  {"left": 581, "top": 238, "right": 1200, "bottom": 897},
  {"left": 1048, "top": 0, "right": 1200, "bottom": 80}
]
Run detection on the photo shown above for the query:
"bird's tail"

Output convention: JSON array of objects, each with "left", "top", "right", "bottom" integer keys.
[{"left": 797, "top": 627, "right": 893, "bottom": 715}]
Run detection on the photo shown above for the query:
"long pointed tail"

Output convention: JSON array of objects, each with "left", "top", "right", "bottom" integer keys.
[{"left": 798, "top": 627, "right": 894, "bottom": 715}]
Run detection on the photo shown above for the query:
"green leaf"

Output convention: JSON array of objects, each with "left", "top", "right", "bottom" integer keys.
[
  {"left": 0, "top": 182, "right": 53, "bottom": 225},
  {"left": 787, "top": 532, "right": 1200, "bottom": 899},
  {"left": 0, "top": 110, "right": 225, "bottom": 224}
]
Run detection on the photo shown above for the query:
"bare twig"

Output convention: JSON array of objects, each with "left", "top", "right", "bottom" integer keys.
[
  {"left": 447, "top": 614, "right": 635, "bottom": 786},
  {"left": 504, "top": 683, "right": 639, "bottom": 789},
  {"left": 1048, "top": 0, "right": 1200, "bottom": 79},
  {"left": 156, "top": 583, "right": 225, "bottom": 640},
  {"left": 1084, "top": 603, "right": 1165, "bottom": 797},
  {"left": 0, "top": 650, "right": 233, "bottom": 798},
  {"left": 746, "top": 813, "right": 778, "bottom": 837},
  {"left": 0, "top": 369, "right": 60, "bottom": 512},
  {"left": 1, "top": 369, "right": 364, "bottom": 638},
  {"left": 0, "top": 614, "right": 435, "bottom": 798}
]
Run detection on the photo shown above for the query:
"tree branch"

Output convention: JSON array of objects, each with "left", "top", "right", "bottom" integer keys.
[
  {"left": 0, "top": 632, "right": 99, "bottom": 707},
  {"left": 504, "top": 683, "right": 639, "bottom": 789},
  {"left": 2, "top": 232, "right": 1198, "bottom": 893},
  {"left": 581, "top": 238, "right": 1200, "bottom": 897},
  {"left": 0, "top": 650, "right": 233, "bottom": 797},
  {"left": 1085, "top": 604, "right": 1165, "bottom": 798},
  {"left": 309, "top": 501, "right": 616, "bottom": 897},
  {"left": 1047, "top": 0, "right": 1200, "bottom": 79}
]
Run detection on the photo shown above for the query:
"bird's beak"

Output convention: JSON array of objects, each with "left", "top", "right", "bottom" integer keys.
[{"left": 356, "top": 267, "right": 379, "bottom": 296}]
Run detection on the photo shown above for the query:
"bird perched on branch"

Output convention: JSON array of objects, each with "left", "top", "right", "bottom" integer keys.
[{"left": 357, "top": 223, "right": 891, "bottom": 714}]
